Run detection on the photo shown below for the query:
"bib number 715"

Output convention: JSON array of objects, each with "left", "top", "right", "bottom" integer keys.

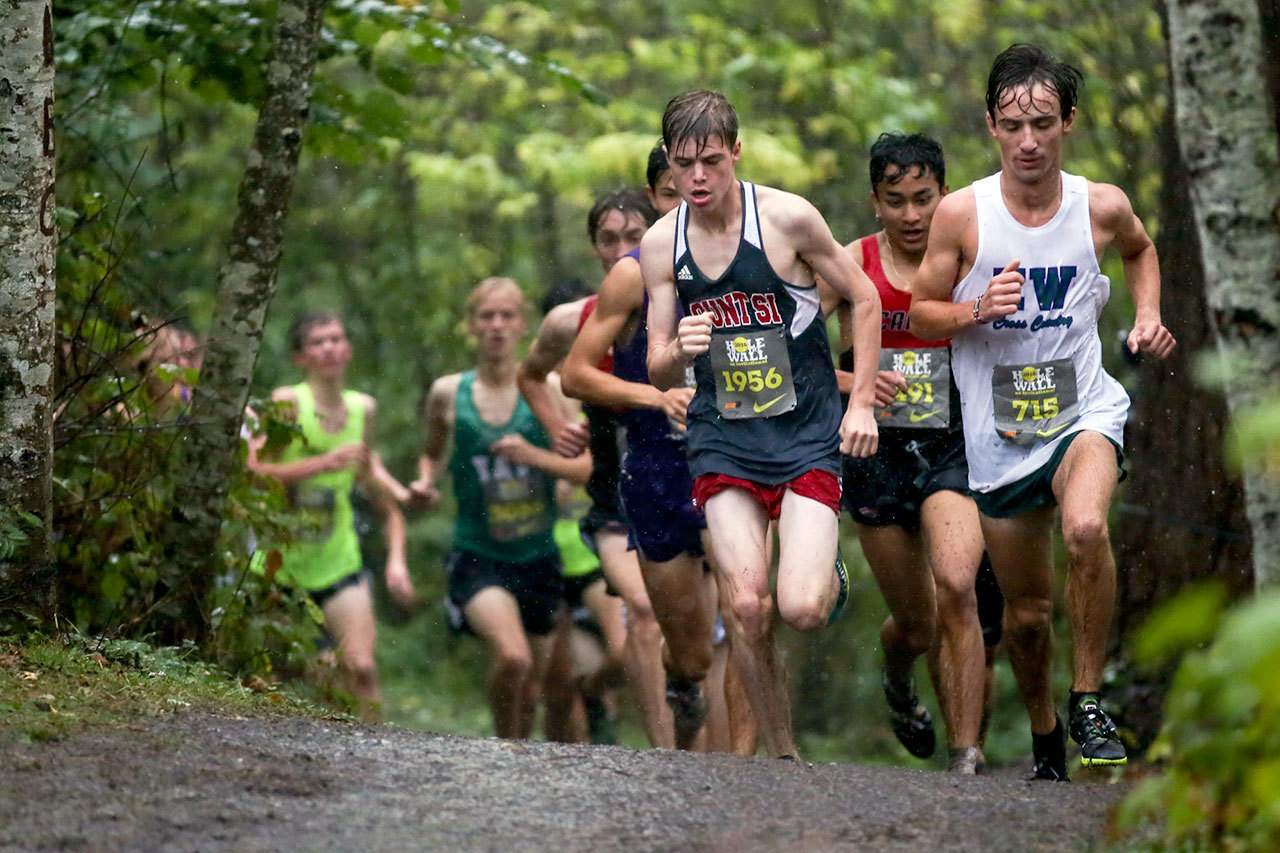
[
  {"left": 1012, "top": 396, "right": 1060, "bottom": 422},
  {"left": 721, "top": 368, "right": 783, "bottom": 393}
]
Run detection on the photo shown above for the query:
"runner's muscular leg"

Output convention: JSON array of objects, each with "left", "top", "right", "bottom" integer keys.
[
  {"left": 465, "top": 586, "right": 538, "bottom": 739},
  {"left": 856, "top": 522, "right": 935, "bottom": 688},
  {"left": 1051, "top": 432, "right": 1120, "bottom": 694},
  {"left": 321, "top": 579, "right": 381, "bottom": 721},
  {"left": 979, "top": 505, "right": 1057, "bottom": 735},
  {"left": 704, "top": 488, "right": 794, "bottom": 757},
  {"left": 775, "top": 490, "right": 841, "bottom": 631},
  {"left": 921, "top": 490, "right": 986, "bottom": 748},
  {"left": 595, "top": 529, "right": 672, "bottom": 748}
]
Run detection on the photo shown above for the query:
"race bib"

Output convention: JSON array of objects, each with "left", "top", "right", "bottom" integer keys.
[
  {"left": 877, "top": 348, "right": 951, "bottom": 429},
  {"left": 708, "top": 327, "right": 797, "bottom": 420},
  {"left": 483, "top": 460, "right": 551, "bottom": 542},
  {"left": 289, "top": 484, "right": 335, "bottom": 543},
  {"left": 991, "top": 358, "right": 1080, "bottom": 445}
]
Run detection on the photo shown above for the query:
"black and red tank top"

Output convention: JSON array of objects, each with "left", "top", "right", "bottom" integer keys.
[{"left": 674, "top": 181, "right": 841, "bottom": 484}]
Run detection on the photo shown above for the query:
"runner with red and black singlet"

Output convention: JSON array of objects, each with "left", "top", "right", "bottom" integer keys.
[
  {"left": 826, "top": 132, "right": 999, "bottom": 774},
  {"left": 516, "top": 188, "right": 674, "bottom": 748},
  {"left": 645, "top": 90, "right": 882, "bottom": 760}
]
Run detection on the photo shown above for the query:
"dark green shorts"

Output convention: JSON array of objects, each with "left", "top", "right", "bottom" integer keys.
[{"left": 973, "top": 431, "right": 1124, "bottom": 520}]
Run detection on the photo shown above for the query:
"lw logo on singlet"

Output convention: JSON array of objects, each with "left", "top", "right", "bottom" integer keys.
[
  {"left": 688, "top": 291, "right": 783, "bottom": 329},
  {"left": 1011, "top": 364, "right": 1057, "bottom": 393},
  {"left": 677, "top": 265, "right": 693, "bottom": 281},
  {"left": 892, "top": 350, "right": 932, "bottom": 377},
  {"left": 990, "top": 265, "right": 1078, "bottom": 331},
  {"left": 883, "top": 310, "right": 909, "bottom": 332}
]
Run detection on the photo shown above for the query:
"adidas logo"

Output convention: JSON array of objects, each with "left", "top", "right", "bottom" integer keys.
[{"left": 677, "top": 265, "right": 693, "bottom": 281}]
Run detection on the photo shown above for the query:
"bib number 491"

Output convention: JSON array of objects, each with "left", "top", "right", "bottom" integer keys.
[{"left": 721, "top": 367, "right": 783, "bottom": 393}]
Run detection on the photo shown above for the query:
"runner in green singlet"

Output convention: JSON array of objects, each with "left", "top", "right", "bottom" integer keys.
[
  {"left": 410, "top": 278, "right": 591, "bottom": 739},
  {"left": 247, "top": 313, "right": 414, "bottom": 721}
]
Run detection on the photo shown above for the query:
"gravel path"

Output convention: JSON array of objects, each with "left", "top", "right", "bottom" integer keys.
[{"left": 0, "top": 713, "right": 1124, "bottom": 852}]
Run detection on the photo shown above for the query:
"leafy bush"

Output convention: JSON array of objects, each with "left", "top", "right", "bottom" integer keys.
[{"left": 1114, "top": 586, "right": 1280, "bottom": 851}]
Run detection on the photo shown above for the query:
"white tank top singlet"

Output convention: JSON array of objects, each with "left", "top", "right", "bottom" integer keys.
[{"left": 951, "top": 171, "right": 1129, "bottom": 494}]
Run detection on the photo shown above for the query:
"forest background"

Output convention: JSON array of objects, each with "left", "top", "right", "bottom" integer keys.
[{"left": 17, "top": 0, "right": 1275, "bottom": 793}]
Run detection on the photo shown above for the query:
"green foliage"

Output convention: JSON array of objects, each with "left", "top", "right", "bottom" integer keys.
[
  {"left": 0, "top": 508, "right": 43, "bottom": 562},
  {"left": 1227, "top": 394, "right": 1280, "bottom": 474},
  {"left": 1115, "top": 591, "right": 1280, "bottom": 851}
]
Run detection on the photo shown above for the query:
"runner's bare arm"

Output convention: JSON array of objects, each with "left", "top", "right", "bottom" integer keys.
[
  {"left": 643, "top": 222, "right": 703, "bottom": 390},
  {"left": 563, "top": 257, "right": 688, "bottom": 420},
  {"left": 489, "top": 434, "right": 592, "bottom": 485},
  {"left": 826, "top": 241, "right": 907, "bottom": 402},
  {"left": 908, "top": 190, "right": 1018, "bottom": 338},
  {"left": 409, "top": 374, "right": 459, "bottom": 508},
  {"left": 246, "top": 386, "right": 368, "bottom": 485},
  {"left": 1092, "top": 182, "right": 1176, "bottom": 359},
  {"left": 788, "top": 200, "right": 880, "bottom": 456},
  {"left": 517, "top": 301, "right": 590, "bottom": 456}
]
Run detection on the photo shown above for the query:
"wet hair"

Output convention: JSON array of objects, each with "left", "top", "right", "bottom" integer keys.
[
  {"left": 661, "top": 90, "right": 738, "bottom": 154},
  {"left": 466, "top": 276, "right": 527, "bottom": 318},
  {"left": 288, "top": 311, "right": 343, "bottom": 353},
  {"left": 645, "top": 141, "right": 670, "bottom": 190},
  {"left": 586, "top": 187, "right": 658, "bottom": 244},
  {"left": 986, "top": 43, "right": 1083, "bottom": 121},
  {"left": 540, "top": 277, "right": 594, "bottom": 314},
  {"left": 869, "top": 133, "right": 946, "bottom": 191}
]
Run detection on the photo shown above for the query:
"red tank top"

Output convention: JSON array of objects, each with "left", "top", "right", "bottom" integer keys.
[
  {"left": 860, "top": 234, "right": 948, "bottom": 349},
  {"left": 576, "top": 295, "right": 613, "bottom": 372}
]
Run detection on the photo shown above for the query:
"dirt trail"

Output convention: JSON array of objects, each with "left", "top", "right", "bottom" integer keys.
[{"left": 0, "top": 713, "right": 1124, "bottom": 852}]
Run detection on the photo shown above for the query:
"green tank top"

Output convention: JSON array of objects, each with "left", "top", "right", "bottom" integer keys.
[
  {"left": 554, "top": 484, "right": 598, "bottom": 578},
  {"left": 272, "top": 382, "right": 365, "bottom": 591},
  {"left": 448, "top": 371, "right": 556, "bottom": 563}
]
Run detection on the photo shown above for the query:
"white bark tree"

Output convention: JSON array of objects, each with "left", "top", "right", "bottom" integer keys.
[
  {"left": 0, "top": 0, "right": 56, "bottom": 623},
  {"left": 1167, "top": 0, "right": 1280, "bottom": 589}
]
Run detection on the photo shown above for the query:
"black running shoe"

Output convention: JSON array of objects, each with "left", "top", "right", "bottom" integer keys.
[
  {"left": 882, "top": 672, "right": 936, "bottom": 759},
  {"left": 1070, "top": 696, "right": 1127, "bottom": 766},
  {"left": 1031, "top": 717, "right": 1070, "bottom": 782},
  {"left": 826, "top": 551, "right": 850, "bottom": 626},
  {"left": 584, "top": 697, "right": 617, "bottom": 746},
  {"left": 665, "top": 677, "right": 707, "bottom": 750}
]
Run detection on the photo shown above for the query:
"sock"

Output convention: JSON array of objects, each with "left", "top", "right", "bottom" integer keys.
[
  {"left": 1032, "top": 716, "right": 1065, "bottom": 761},
  {"left": 1069, "top": 690, "right": 1100, "bottom": 714}
]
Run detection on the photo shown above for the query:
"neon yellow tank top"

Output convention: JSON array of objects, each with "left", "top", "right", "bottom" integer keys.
[{"left": 272, "top": 383, "right": 365, "bottom": 591}]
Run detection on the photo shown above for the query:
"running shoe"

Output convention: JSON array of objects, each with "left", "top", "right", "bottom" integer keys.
[
  {"left": 948, "top": 746, "right": 981, "bottom": 775},
  {"left": 826, "top": 551, "right": 850, "bottom": 626},
  {"left": 665, "top": 677, "right": 707, "bottom": 750},
  {"left": 882, "top": 671, "right": 936, "bottom": 759},
  {"left": 1069, "top": 695, "right": 1128, "bottom": 766},
  {"left": 1031, "top": 717, "right": 1070, "bottom": 782}
]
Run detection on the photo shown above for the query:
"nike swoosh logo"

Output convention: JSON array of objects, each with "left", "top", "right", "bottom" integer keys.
[
  {"left": 1035, "top": 421, "right": 1073, "bottom": 438},
  {"left": 753, "top": 394, "right": 788, "bottom": 414},
  {"left": 909, "top": 410, "right": 940, "bottom": 423}
]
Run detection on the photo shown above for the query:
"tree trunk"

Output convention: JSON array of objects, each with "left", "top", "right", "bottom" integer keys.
[
  {"left": 165, "top": 0, "right": 329, "bottom": 639},
  {"left": 1167, "top": 0, "right": 1280, "bottom": 589},
  {"left": 1110, "top": 56, "right": 1253, "bottom": 745},
  {"left": 0, "top": 0, "right": 56, "bottom": 626}
]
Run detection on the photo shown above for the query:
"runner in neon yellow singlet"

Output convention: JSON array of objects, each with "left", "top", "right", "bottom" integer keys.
[{"left": 248, "top": 313, "right": 414, "bottom": 721}]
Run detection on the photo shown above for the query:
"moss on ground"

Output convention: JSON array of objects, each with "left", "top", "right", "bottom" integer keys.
[{"left": 0, "top": 634, "right": 332, "bottom": 745}]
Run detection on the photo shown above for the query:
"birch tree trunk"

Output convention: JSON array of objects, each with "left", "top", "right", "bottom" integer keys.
[
  {"left": 0, "top": 0, "right": 56, "bottom": 625},
  {"left": 1167, "top": 0, "right": 1280, "bottom": 589},
  {"left": 166, "top": 0, "right": 328, "bottom": 637}
]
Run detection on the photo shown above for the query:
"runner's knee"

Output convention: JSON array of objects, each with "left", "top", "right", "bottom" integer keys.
[
  {"left": 494, "top": 647, "right": 534, "bottom": 682},
  {"left": 1003, "top": 596, "right": 1052, "bottom": 638},
  {"left": 935, "top": 577, "right": 979, "bottom": 623},
  {"left": 1061, "top": 511, "right": 1110, "bottom": 560},
  {"left": 777, "top": 587, "right": 828, "bottom": 632},
  {"left": 731, "top": 590, "right": 773, "bottom": 641}
]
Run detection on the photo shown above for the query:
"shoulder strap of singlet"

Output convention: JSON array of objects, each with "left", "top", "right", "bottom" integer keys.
[
  {"left": 859, "top": 234, "right": 885, "bottom": 283},
  {"left": 742, "top": 182, "right": 763, "bottom": 250},
  {"left": 292, "top": 382, "right": 316, "bottom": 432},
  {"left": 674, "top": 202, "right": 689, "bottom": 262},
  {"left": 576, "top": 295, "right": 599, "bottom": 333}
]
